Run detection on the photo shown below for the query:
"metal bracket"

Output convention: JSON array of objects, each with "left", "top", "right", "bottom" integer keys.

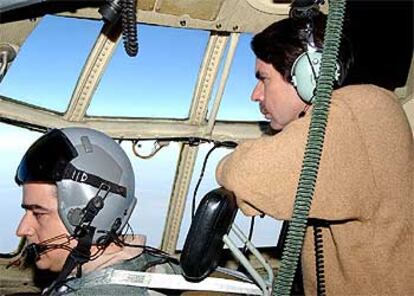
[
  {"left": 0, "top": 43, "right": 17, "bottom": 82},
  {"left": 132, "top": 140, "right": 170, "bottom": 159}
]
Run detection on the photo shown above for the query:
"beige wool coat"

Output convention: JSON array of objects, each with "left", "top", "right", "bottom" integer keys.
[{"left": 216, "top": 85, "right": 413, "bottom": 295}]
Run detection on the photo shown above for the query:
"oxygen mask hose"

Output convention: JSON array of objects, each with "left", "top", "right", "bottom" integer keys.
[{"left": 273, "top": 0, "right": 346, "bottom": 295}]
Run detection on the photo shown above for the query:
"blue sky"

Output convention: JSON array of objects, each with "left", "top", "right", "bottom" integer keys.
[{"left": 0, "top": 15, "right": 281, "bottom": 252}]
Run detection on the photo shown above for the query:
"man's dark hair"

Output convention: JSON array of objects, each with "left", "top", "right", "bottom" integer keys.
[{"left": 251, "top": 12, "right": 353, "bottom": 85}]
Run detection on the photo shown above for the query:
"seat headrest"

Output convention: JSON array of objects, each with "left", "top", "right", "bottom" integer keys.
[{"left": 180, "top": 187, "right": 238, "bottom": 282}]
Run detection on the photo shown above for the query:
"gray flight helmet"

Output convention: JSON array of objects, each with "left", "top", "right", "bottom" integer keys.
[{"left": 15, "top": 127, "right": 137, "bottom": 244}]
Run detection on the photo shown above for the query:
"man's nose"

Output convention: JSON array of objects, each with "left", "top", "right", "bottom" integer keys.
[
  {"left": 251, "top": 82, "right": 263, "bottom": 102},
  {"left": 16, "top": 213, "right": 34, "bottom": 238}
]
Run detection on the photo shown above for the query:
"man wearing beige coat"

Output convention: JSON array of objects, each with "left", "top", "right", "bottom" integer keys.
[{"left": 216, "top": 10, "right": 413, "bottom": 296}]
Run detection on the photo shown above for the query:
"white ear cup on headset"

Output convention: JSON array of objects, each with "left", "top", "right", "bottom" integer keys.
[{"left": 291, "top": 49, "right": 341, "bottom": 104}]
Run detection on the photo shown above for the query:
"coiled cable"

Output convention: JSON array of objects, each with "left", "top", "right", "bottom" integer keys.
[
  {"left": 121, "top": 0, "right": 138, "bottom": 57},
  {"left": 272, "top": 0, "right": 346, "bottom": 294},
  {"left": 313, "top": 225, "right": 326, "bottom": 296}
]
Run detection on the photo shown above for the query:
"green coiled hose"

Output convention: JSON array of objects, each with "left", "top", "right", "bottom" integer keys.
[{"left": 272, "top": 0, "right": 346, "bottom": 295}]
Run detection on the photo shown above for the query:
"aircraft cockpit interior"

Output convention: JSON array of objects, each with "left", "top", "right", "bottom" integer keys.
[{"left": 0, "top": 0, "right": 412, "bottom": 295}]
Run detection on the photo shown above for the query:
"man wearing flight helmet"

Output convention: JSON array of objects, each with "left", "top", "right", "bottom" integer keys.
[
  {"left": 216, "top": 2, "right": 413, "bottom": 296},
  {"left": 15, "top": 127, "right": 179, "bottom": 295}
]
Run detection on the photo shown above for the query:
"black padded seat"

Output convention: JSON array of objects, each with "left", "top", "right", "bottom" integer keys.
[{"left": 180, "top": 187, "right": 238, "bottom": 282}]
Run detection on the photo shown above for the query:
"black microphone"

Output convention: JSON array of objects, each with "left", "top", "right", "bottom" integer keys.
[
  {"left": 23, "top": 243, "right": 47, "bottom": 265},
  {"left": 299, "top": 110, "right": 307, "bottom": 118}
]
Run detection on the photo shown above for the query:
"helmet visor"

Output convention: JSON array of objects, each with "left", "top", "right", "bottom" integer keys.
[{"left": 15, "top": 129, "right": 78, "bottom": 185}]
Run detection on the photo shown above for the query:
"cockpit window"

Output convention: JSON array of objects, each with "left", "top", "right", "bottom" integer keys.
[
  {"left": 177, "top": 144, "right": 282, "bottom": 249},
  {"left": 0, "top": 123, "right": 40, "bottom": 253},
  {"left": 121, "top": 141, "right": 180, "bottom": 247},
  {"left": 87, "top": 25, "right": 209, "bottom": 119},
  {"left": 0, "top": 16, "right": 101, "bottom": 112},
  {"left": 214, "top": 33, "right": 264, "bottom": 121}
]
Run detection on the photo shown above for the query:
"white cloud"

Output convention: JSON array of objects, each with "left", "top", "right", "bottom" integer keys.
[{"left": 0, "top": 133, "right": 38, "bottom": 151}]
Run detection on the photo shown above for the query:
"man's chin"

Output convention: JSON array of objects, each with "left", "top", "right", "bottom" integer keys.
[
  {"left": 270, "top": 121, "right": 283, "bottom": 131},
  {"left": 35, "top": 259, "right": 50, "bottom": 270}
]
